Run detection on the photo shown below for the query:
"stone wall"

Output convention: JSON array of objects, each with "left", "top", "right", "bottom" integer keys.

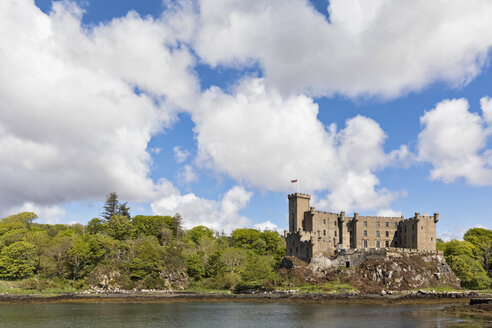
[{"left": 286, "top": 193, "right": 438, "bottom": 260}]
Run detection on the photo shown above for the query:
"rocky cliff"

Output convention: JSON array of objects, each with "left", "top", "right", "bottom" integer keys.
[{"left": 281, "top": 248, "right": 461, "bottom": 294}]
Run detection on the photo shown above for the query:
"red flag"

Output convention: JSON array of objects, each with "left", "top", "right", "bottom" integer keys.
[{"left": 291, "top": 179, "right": 297, "bottom": 183}]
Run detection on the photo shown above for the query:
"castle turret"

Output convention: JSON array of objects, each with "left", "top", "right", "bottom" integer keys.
[{"left": 288, "top": 193, "right": 311, "bottom": 232}]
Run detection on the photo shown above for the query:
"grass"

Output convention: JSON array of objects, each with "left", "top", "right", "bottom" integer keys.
[
  {"left": 415, "top": 286, "right": 463, "bottom": 293},
  {"left": 0, "top": 278, "right": 85, "bottom": 295},
  {"left": 281, "top": 281, "right": 358, "bottom": 293}
]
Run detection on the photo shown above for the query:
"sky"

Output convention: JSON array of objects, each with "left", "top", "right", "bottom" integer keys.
[{"left": 1, "top": 0, "right": 492, "bottom": 240}]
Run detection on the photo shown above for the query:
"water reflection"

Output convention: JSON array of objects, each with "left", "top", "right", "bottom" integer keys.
[{"left": 0, "top": 302, "right": 484, "bottom": 328}]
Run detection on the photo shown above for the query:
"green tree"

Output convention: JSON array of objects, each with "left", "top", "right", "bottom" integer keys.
[
  {"left": 119, "top": 202, "right": 131, "bottom": 219},
  {"left": 240, "top": 254, "right": 278, "bottom": 286},
  {"left": 447, "top": 255, "right": 491, "bottom": 289},
  {"left": 231, "top": 229, "right": 261, "bottom": 250},
  {"left": 0, "top": 241, "right": 38, "bottom": 279},
  {"left": 221, "top": 248, "right": 248, "bottom": 273},
  {"left": 205, "top": 250, "right": 226, "bottom": 278},
  {"left": 87, "top": 218, "right": 105, "bottom": 235},
  {"left": 130, "top": 237, "right": 163, "bottom": 280},
  {"left": 101, "top": 192, "right": 120, "bottom": 221},
  {"left": 464, "top": 228, "right": 492, "bottom": 274},
  {"left": 443, "top": 239, "right": 477, "bottom": 258},
  {"left": 132, "top": 215, "right": 174, "bottom": 244},
  {"left": 187, "top": 226, "right": 214, "bottom": 244},
  {"left": 66, "top": 236, "right": 95, "bottom": 280},
  {"left": 107, "top": 215, "right": 134, "bottom": 240},
  {"left": 186, "top": 252, "right": 205, "bottom": 280},
  {"left": 173, "top": 213, "right": 183, "bottom": 240}
]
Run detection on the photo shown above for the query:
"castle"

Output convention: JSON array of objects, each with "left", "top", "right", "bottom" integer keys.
[{"left": 285, "top": 193, "right": 438, "bottom": 262}]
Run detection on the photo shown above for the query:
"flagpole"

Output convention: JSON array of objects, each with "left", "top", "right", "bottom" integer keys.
[{"left": 297, "top": 179, "right": 300, "bottom": 193}]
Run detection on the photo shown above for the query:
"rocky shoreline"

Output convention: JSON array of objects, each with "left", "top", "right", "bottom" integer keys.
[{"left": 0, "top": 290, "right": 487, "bottom": 304}]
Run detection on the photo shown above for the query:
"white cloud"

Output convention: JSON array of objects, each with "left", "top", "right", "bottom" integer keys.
[
  {"left": 438, "top": 226, "right": 471, "bottom": 242},
  {"left": 376, "top": 208, "right": 402, "bottom": 217},
  {"left": 417, "top": 98, "right": 492, "bottom": 185},
  {"left": 5, "top": 203, "right": 66, "bottom": 225},
  {"left": 151, "top": 184, "right": 252, "bottom": 232},
  {"left": 0, "top": 0, "right": 198, "bottom": 212},
  {"left": 195, "top": 0, "right": 492, "bottom": 98},
  {"left": 173, "top": 146, "right": 192, "bottom": 163},
  {"left": 193, "top": 78, "right": 402, "bottom": 212},
  {"left": 178, "top": 165, "right": 199, "bottom": 183},
  {"left": 254, "top": 220, "right": 279, "bottom": 231}
]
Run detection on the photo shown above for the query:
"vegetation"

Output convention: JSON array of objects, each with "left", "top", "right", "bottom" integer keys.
[
  {"left": 0, "top": 193, "right": 285, "bottom": 292},
  {"left": 437, "top": 228, "right": 492, "bottom": 289},
  {"left": 0, "top": 194, "right": 489, "bottom": 293}
]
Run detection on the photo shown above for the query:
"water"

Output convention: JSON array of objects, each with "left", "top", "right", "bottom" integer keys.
[{"left": 0, "top": 302, "right": 485, "bottom": 327}]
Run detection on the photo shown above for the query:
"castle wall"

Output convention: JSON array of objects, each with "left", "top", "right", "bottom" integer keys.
[
  {"left": 286, "top": 193, "right": 438, "bottom": 261},
  {"left": 355, "top": 215, "right": 402, "bottom": 249}
]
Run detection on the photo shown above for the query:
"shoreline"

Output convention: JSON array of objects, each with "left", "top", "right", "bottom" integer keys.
[{"left": 0, "top": 291, "right": 487, "bottom": 304}]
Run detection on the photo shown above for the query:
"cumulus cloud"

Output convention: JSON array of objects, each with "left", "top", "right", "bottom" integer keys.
[
  {"left": 193, "top": 78, "right": 404, "bottom": 212},
  {"left": 195, "top": 0, "right": 492, "bottom": 98},
  {"left": 151, "top": 184, "right": 252, "bottom": 232},
  {"left": 417, "top": 98, "right": 492, "bottom": 185},
  {"left": 254, "top": 220, "right": 279, "bottom": 231},
  {"left": 178, "top": 165, "right": 199, "bottom": 184},
  {"left": 376, "top": 208, "right": 403, "bottom": 217},
  {"left": 173, "top": 146, "right": 192, "bottom": 163},
  {"left": 0, "top": 0, "right": 198, "bottom": 212}
]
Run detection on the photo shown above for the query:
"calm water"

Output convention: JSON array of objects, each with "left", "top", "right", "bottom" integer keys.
[{"left": 0, "top": 302, "right": 485, "bottom": 328}]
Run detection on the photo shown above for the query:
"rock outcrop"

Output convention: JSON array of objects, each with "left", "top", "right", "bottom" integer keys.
[{"left": 281, "top": 248, "right": 461, "bottom": 294}]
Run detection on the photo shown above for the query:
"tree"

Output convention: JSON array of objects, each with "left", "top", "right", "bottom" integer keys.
[
  {"left": 87, "top": 218, "right": 105, "bottom": 235},
  {"left": 119, "top": 202, "right": 131, "bottom": 219},
  {"left": 187, "top": 226, "right": 214, "bottom": 244},
  {"left": 107, "top": 215, "right": 134, "bottom": 241},
  {"left": 0, "top": 241, "right": 38, "bottom": 279},
  {"left": 447, "top": 255, "right": 491, "bottom": 289},
  {"left": 464, "top": 228, "right": 492, "bottom": 274},
  {"left": 101, "top": 192, "right": 119, "bottom": 221},
  {"left": 173, "top": 213, "right": 183, "bottom": 240},
  {"left": 186, "top": 252, "right": 205, "bottom": 280},
  {"left": 130, "top": 237, "right": 163, "bottom": 280},
  {"left": 231, "top": 229, "right": 261, "bottom": 250}
]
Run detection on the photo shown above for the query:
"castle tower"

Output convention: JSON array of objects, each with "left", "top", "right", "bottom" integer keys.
[{"left": 288, "top": 193, "right": 311, "bottom": 232}]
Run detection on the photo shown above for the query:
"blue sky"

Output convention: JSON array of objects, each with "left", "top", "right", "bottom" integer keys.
[{"left": 1, "top": 0, "right": 492, "bottom": 239}]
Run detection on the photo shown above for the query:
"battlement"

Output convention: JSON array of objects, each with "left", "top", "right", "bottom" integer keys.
[
  {"left": 286, "top": 193, "right": 439, "bottom": 261},
  {"left": 288, "top": 193, "right": 311, "bottom": 199}
]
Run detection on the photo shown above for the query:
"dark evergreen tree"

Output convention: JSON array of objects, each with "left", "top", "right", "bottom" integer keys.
[
  {"left": 101, "top": 192, "right": 119, "bottom": 221},
  {"left": 173, "top": 212, "right": 183, "bottom": 240},
  {"left": 119, "top": 202, "right": 131, "bottom": 219}
]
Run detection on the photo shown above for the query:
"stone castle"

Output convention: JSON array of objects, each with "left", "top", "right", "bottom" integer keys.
[{"left": 285, "top": 193, "right": 438, "bottom": 262}]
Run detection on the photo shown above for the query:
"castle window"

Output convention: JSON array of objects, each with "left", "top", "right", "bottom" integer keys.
[
  {"left": 385, "top": 241, "right": 389, "bottom": 247},
  {"left": 421, "top": 226, "right": 423, "bottom": 230},
  {"left": 376, "top": 221, "right": 380, "bottom": 228},
  {"left": 376, "top": 231, "right": 380, "bottom": 237},
  {"left": 431, "top": 237, "right": 433, "bottom": 241},
  {"left": 385, "top": 231, "right": 389, "bottom": 237},
  {"left": 363, "top": 240, "right": 367, "bottom": 248},
  {"left": 334, "top": 231, "right": 337, "bottom": 237},
  {"left": 363, "top": 230, "right": 367, "bottom": 237},
  {"left": 334, "top": 221, "right": 337, "bottom": 227},
  {"left": 323, "top": 219, "right": 326, "bottom": 224},
  {"left": 376, "top": 240, "right": 380, "bottom": 248},
  {"left": 323, "top": 230, "right": 326, "bottom": 236},
  {"left": 385, "top": 222, "right": 389, "bottom": 227},
  {"left": 364, "top": 221, "right": 367, "bottom": 227}
]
